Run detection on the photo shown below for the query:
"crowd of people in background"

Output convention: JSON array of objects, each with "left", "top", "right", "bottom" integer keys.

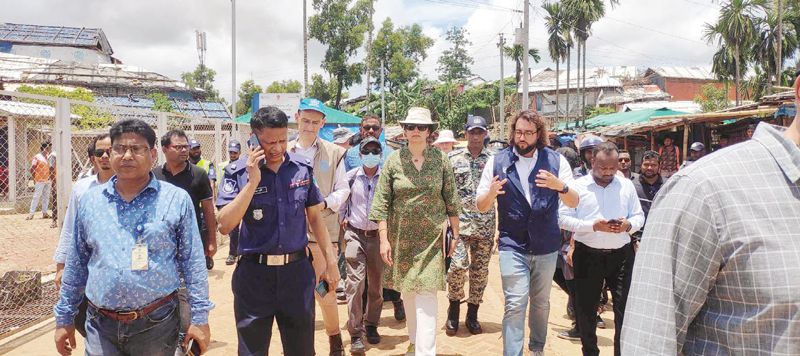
[{"left": 48, "top": 76, "right": 800, "bottom": 356}]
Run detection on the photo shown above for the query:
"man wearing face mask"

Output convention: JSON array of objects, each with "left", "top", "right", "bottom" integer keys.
[{"left": 339, "top": 136, "right": 384, "bottom": 354}]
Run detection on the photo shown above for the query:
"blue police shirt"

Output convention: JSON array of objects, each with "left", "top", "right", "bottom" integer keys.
[{"left": 216, "top": 153, "right": 324, "bottom": 255}]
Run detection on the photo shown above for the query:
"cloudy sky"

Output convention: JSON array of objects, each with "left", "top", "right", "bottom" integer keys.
[{"left": 5, "top": 0, "right": 725, "bottom": 104}]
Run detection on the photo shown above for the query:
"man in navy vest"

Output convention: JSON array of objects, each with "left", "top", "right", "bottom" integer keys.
[{"left": 477, "top": 110, "right": 579, "bottom": 356}]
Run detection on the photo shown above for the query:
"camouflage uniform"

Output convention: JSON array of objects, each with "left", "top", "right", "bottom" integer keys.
[{"left": 447, "top": 147, "right": 496, "bottom": 304}]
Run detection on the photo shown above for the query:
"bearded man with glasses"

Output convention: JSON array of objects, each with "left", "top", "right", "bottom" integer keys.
[{"left": 476, "top": 110, "right": 580, "bottom": 356}]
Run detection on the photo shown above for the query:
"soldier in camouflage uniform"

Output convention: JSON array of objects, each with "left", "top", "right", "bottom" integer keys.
[{"left": 445, "top": 116, "right": 496, "bottom": 336}]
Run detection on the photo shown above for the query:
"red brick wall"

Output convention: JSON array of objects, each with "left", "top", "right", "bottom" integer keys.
[{"left": 664, "top": 79, "right": 736, "bottom": 101}]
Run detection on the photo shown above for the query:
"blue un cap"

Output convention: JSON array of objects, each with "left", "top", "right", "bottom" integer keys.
[
  {"left": 298, "top": 98, "right": 326, "bottom": 117},
  {"left": 189, "top": 138, "right": 201, "bottom": 149},
  {"left": 466, "top": 116, "right": 487, "bottom": 131},
  {"left": 228, "top": 140, "right": 241, "bottom": 153}
]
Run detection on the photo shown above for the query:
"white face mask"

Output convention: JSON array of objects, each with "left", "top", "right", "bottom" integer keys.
[{"left": 362, "top": 153, "right": 381, "bottom": 169}]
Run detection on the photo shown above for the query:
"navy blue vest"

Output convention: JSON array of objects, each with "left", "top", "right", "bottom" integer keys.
[{"left": 493, "top": 147, "right": 562, "bottom": 255}]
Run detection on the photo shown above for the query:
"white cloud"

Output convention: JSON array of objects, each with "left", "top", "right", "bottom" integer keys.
[{"left": 3, "top": 0, "right": 731, "bottom": 104}]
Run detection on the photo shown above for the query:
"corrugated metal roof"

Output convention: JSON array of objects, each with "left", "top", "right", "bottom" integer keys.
[
  {"left": 524, "top": 66, "right": 639, "bottom": 93},
  {"left": 620, "top": 101, "right": 702, "bottom": 113},
  {"left": 0, "top": 100, "right": 80, "bottom": 119},
  {"left": 648, "top": 66, "right": 715, "bottom": 80},
  {"left": 0, "top": 23, "right": 113, "bottom": 54},
  {"left": 95, "top": 96, "right": 232, "bottom": 120}
]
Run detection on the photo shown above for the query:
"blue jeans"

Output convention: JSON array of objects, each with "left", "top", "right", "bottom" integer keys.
[
  {"left": 499, "top": 250, "right": 558, "bottom": 356},
  {"left": 84, "top": 294, "right": 180, "bottom": 356}
]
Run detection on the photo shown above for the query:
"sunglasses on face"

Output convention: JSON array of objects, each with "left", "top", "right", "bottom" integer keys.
[
  {"left": 92, "top": 149, "right": 111, "bottom": 157},
  {"left": 360, "top": 148, "right": 382, "bottom": 155},
  {"left": 403, "top": 124, "right": 428, "bottom": 131},
  {"left": 619, "top": 158, "right": 631, "bottom": 162},
  {"left": 362, "top": 125, "right": 381, "bottom": 132}
]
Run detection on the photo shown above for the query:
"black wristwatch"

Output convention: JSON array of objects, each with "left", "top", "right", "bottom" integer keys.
[{"left": 558, "top": 184, "right": 569, "bottom": 194}]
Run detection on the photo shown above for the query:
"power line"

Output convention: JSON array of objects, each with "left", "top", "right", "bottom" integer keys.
[{"left": 604, "top": 17, "right": 706, "bottom": 45}]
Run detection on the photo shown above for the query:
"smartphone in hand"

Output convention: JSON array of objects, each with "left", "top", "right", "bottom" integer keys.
[
  {"left": 247, "top": 134, "right": 266, "bottom": 168},
  {"left": 316, "top": 280, "right": 329, "bottom": 298},
  {"left": 608, "top": 219, "right": 622, "bottom": 225},
  {"left": 185, "top": 339, "right": 202, "bottom": 356}
]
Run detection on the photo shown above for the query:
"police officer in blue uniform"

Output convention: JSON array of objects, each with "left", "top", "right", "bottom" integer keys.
[{"left": 216, "top": 106, "right": 341, "bottom": 356}]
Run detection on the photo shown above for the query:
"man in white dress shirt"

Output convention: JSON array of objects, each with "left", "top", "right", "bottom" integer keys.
[{"left": 559, "top": 141, "right": 644, "bottom": 356}]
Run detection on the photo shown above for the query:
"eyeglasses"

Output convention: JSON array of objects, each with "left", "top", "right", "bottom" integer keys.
[
  {"left": 92, "top": 149, "right": 111, "bottom": 157},
  {"left": 169, "top": 144, "right": 190, "bottom": 151},
  {"left": 362, "top": 125, "right": 381, "bottom": 132},
  {"left": 360, "top": 148, "right": 382, "bottom": 155},
  {"left": 403, "top": 124, "right": 429, "bottom": 131},
  {"left": 619, "top": 158, "right": 631, "bottom": 162},
  {"left": 514, "top": 130, "right": 539, "bottom": 139},
  {"left": 112, "top": 145, "right": 150, "bottom": 157}
]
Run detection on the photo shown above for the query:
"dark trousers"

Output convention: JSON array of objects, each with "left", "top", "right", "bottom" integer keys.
[
  {"left": 573, "top": 242, "right": 633, "bottom": 356},
  {"left": 233, "top": 256, "right": 316, "bottom": 356},
  {"left": 229, "top": 226, "right": 240, "bottom": 256},
  {"left": 383, "top": 288, "right": 402, "bottom": 302}
]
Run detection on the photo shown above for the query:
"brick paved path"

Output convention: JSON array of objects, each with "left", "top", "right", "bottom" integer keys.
[{"left": 8, "top": 244, "right": 615, "bottom": 355}]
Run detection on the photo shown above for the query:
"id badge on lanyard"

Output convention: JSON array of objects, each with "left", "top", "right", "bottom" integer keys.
[{"left": 132, "top": 223, "right": 148, "bottom": 271}]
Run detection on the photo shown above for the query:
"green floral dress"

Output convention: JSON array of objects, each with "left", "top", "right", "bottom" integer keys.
[{"left": 369, "top": 146, "right": 460, "bottom": 292}]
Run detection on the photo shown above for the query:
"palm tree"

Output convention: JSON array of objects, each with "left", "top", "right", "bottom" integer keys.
[
  {"left": 562, "top": 0, "right": 617, "bottom": 126},
  {"left": 504, "top": 45, "right": 541, "bottom": 109},
  {"left": 543, "top": 2, "right": 569, "bottom": 122},
  {"left": 703, "top": 0, "right": 766, "bottom": 106},
  {"left": 710, "top": 44, "right": 741, "bottom": 107},
  {"left": 753, "top": 8, "right": 799, "bottom": 87}
]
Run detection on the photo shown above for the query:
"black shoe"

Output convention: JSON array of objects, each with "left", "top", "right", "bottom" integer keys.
[
  {"left": 445, "top": 300, "right": 460, "bottom": 336},
  {"left": 465, "top": 303, "right": 482, "bottom": 335},
  {"left": 393, "top": 300, "right": 406, "bottom": 321},
  {"left": 206, "top": 256, "right": 214, "bottom": 270},
  {"left": 349, "top": 336, "right": 365, "bottom": 354},
  {"left": 225, "top": 254, "right": 236, "bottom": 265},
  {"left": 597, "top": 316, "right": 607, "bottom": 329},
  {"left": 557, "top": 327, "right": 581, "bottom": 341},
  {"left": 336, "top": 289, "right": 347, "bottom": 301},
  {"left": 329, "top": 334, "right": 345, "bottom": 356},
  {"left": 365, "top": 325, "right": 381, "bottom": 344}
]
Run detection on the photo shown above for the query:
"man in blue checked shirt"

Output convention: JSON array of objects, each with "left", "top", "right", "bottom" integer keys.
[{"left": 54, "top": 119, "right": 213, "bottom": 356}]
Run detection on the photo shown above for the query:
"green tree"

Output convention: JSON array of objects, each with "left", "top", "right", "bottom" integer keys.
[
  {"left": 369, "top": 18, "right": 435, "bottom": 92},
  {"left": 503, "top": 45, "right": 541, "bottom": 99},
  {"left": 307, "top": 74, "right": 348, "bottom": 104},
  {"left": 235, "top": 80, "right": 263, "bottom": 117},
  {"left": 543, "top": 1, "right": 569, "bottom": 120},
  {"left": 180, "top": 64, "right": 220, "bottom": 99},
  {"left": 753, "top": 7, "right": 799, "bottom": 87},
  {"left": 703, "top": 0, "right": 766, "bottom": 105},
  {"left": 308, "top": 0, "right": 371, "bottom": 109},
  {"left": 437, "top": 27, "right": 474, "bottom": 82},
  {"left": 693, "top": 82, "right": 730, "bottom": 112},
  {"left": 148, "top": 93, "right": 174, "bottom": 113},
  {"left": 265, "top": 79, "right": 303, "bottom": 94},
  {"left": 15, "top": 85, "right": 114, "bottom": 129}
]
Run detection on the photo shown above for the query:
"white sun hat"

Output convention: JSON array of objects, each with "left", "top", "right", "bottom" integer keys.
[
  {"left": 433, "top": 130, "right": 458, "bottom": 145},
  {"left": 399, "top": 107, "right": 439, "bottom": 128}
]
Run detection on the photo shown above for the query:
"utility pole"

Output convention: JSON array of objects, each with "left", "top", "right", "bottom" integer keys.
[
  {"left": 522, "top": 0, "right": 530, "bottom": 111},
  {"left": 777, "top": 0, "right": 783, "bottom": 87},
  {"left": 303, "top": 0, "right": 309, "bottom": 97},
  {"left": 498, "top": 33, "right": 506, "bottom": 138},
  {"left": 381, "top": 59, "right": 385, "bottom": 127},
  {"left": 196, "top": 31, "right": 207, "bottom": 89},
  {"left": 231, "top": 0, "right": 237, "bottom": 120},
  {"left": 365, "top": 0, "right": 374, "bottom": 108}
]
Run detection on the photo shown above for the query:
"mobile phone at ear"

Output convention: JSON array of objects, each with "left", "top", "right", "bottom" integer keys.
[
  {"left": 247, "top": 134, "right": 266, "bottom": 168},
  {"left": 316, "top": 280, "right": 329, "bottom": 298},
  {"left": 185, "top": 339, "right": 202, "bottom": 356}
]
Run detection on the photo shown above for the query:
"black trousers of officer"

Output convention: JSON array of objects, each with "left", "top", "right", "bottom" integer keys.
[
  {"left": 573, "top": 242, "right": 633, "bottom": 356},
  {"left": 233, "top": 255, "right": 316, "bottom": 356}
]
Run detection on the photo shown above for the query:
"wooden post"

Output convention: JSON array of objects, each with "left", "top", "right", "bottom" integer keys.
[
  {"left": 624, "top": 136, "right": 628, "bottom": 150},
  {"left": 682, "top": 122, "right": 689, "bottom": 163},
  {"left": 650, "top": 131, "right": 654, "bottom": 150}
]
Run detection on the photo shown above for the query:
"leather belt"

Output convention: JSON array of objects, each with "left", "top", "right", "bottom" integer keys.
[
  {"left": 240, "top": 249, "right": 307, "bottom": 266},
  {"left": 88, "top": 291, "right": 176, "bottom": 323},
  {"left": 346, "top": 223, "right": 378, "bottom": 237}
]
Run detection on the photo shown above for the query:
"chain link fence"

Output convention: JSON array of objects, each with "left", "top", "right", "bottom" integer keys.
[{"left": 0, "top": 89, "right": 249, "bottom": 339}]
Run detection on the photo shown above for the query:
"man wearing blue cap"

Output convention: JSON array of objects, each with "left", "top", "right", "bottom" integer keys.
[
  {"left": 220, "top": 140, "right": 243, "bottom": 265},
  {"left": 288, "top": 98, "right": 350, "bottom": 356},
  {"left": 189, "top": 138, "right": 217, "bottom": 197}
]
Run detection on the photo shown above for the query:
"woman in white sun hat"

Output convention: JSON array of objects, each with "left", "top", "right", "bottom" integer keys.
[
  {"left": 432, "top": 129, "right": 458, "bottom": 154},
  {"left": 369, "top": 107, "right": 460, "bottom": 356}
]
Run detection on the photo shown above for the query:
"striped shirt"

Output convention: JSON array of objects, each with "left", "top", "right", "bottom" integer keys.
[{"left": 621, "top": 123, "right": 800, "bottom": 355}]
